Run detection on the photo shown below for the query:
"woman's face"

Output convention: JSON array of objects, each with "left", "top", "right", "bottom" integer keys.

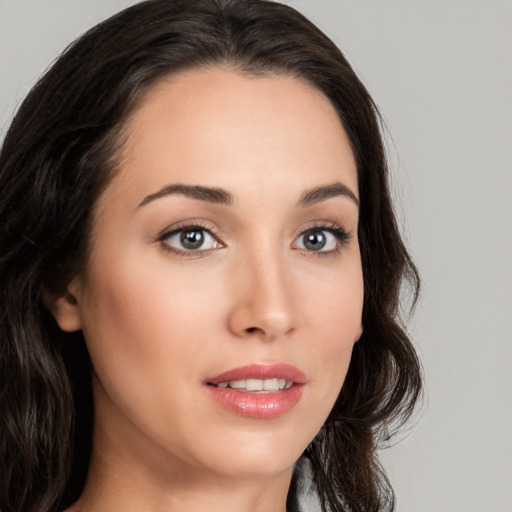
[{"left": 57, "top": 68, "right": 363, "bottom": 483}]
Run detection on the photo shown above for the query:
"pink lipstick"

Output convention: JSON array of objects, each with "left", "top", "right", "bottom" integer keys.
[{"left": 205, "top": 364, "right": 306, "bottom": 419}]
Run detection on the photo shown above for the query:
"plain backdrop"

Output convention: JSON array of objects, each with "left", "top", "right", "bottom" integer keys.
[{"left": 1, "top": 1, "right": 511, "bottom": 511}]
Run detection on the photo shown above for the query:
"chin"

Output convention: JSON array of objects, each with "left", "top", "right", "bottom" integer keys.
[{"left": 188, "top": 422, "right": 317, "bottom": 481}]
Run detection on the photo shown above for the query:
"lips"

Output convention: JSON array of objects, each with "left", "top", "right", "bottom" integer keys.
[{"left": 205, "top": 364, "right": 306, "bottom": 419}]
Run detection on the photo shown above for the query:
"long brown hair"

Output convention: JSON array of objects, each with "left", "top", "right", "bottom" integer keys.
[{"left": 0, "top": 1, "right": 422, "bottom": 511}]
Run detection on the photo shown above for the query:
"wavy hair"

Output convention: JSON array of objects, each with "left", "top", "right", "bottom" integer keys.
[{"left": 0, "top": 1, "right": 422, "bottom": 511}]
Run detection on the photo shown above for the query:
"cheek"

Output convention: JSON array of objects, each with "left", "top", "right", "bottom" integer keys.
[
  {"left": 325, "top": 270, "right": 363, "bottom": 357},
  {"left": 307, "top": 262, "right": 364, "bottom": 345},
  {"left": 77, "top": 250, "right": 232, "bottom": 401},
  {"left": 293, "top": 277, "right": 363, "bottom": 446},
  {"left": 76, "top": 258, "right": 226, "bottom": 446},
  {"left": 298, "top": 259, "right": 364, "bottom": 407}
]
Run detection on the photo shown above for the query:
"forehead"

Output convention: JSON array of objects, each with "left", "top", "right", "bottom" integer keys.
[{"left": 104, "top": 66, "right": 358, "bottom": 208}]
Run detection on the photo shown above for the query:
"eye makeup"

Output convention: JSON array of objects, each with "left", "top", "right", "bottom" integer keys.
[
  {"left": 156, "top": 220, "right": 224, "bottom": 258},
  {"left": 155, "top": 217, "right": 352, "bottom": 260},
  {"left": 291, "top": 221, "right": 352, "bottom": 258}
]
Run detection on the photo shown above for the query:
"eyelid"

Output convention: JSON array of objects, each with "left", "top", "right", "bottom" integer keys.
[
  {"left": 154, "top": 219, "right": 352, "bottom": 258},
  {"left": 156, "top": 220, "right": 225, "bottom": 256},
  {"left": 292, "top": 220, "right": 351, "bottom": 239},
  {"left": 291, "top": 221, "right": 352, "bottom": 253},
  {"left": 157, "top": 219, "right": 215, "bottom": 239}
]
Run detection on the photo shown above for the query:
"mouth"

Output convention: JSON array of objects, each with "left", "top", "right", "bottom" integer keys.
[
  {"left": 212, "top": 378, "right": 293, "bottom": 392},
  {"left": 205, "top": 364, "right": 306, "bottom": 419}
]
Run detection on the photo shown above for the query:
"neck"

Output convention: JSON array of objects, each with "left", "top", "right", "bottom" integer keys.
[{"left": 70, "top": 471, "right": 292, "bottom": 512}]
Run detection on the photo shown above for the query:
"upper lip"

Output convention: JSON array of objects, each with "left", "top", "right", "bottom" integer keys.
[{"left": 207, "top": 363, "right": 307, "bottom": 385}]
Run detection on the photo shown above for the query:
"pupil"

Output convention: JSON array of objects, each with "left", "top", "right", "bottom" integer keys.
[
  {"left": 304, "top": 230, "right": 326, "bottom": 251},
  {"left": 180, "top": 230, "right": 204, "bottom": 250}
]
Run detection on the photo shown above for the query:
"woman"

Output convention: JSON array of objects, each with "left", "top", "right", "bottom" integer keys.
[{"left": 0, "top": 1, "right": 422, "bottom": 511}]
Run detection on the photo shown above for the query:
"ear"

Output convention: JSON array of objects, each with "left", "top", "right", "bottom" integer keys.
[
  {"left": 355, "top": 324, "right": 363, "bottom": 343},
  {"left": 44, "top": 277, "right": 83, "bottom": 332}
]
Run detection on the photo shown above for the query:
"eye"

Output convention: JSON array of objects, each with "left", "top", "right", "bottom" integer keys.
[
  {"left": 162, "top": 226, "right": 221, "bottom": 253},
  {"left": 293, "top": 226, "right": 348, "bottom": 253}
]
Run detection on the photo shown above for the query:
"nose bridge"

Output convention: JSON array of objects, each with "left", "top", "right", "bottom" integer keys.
[{"left": 229, "top": 234, "right": 296, "bottom": 340}]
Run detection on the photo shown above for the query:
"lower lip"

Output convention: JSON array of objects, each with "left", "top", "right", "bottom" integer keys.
[{"left": 205, "top": 384, "right": 304, "bottom": 419}]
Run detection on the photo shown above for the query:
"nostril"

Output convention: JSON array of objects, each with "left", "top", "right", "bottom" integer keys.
[{"left": 246, "top": 327, "right": 258, "bottom": 334}]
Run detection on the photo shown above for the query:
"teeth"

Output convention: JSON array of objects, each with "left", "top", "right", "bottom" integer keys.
[
  {"left": 263, "top": 378, "right": 279, "bottom": 391},
  {"left": 246, "top": 378, "right": 263, "bottom": 391},
  {"left": 228, "top": 379, "right": 246, "bottom": 389},
  {"left": 215, "top": 378, "right": 293, "bottom": 391}
]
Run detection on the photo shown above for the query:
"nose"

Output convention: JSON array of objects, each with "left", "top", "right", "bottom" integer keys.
[{"left": 227, "top": 250, "right": 296, "bottom": 341}]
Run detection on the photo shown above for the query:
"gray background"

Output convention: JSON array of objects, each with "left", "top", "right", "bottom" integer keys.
[{"left": 1, "top": 1, "right": 511, "bottom": 511}]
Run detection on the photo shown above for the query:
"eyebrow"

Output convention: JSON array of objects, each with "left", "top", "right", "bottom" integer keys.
[
  {"left": 298, "top": 182, "right": 359, "bottom": 208},
  {"left": 138, "top": 184, "right": 233, "bottom": 207},
  {"left": 138, "top": 180, "right": 359, "bottom": 209}
]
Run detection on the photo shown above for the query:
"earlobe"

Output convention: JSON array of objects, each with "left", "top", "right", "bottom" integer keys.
[
  {"left": 355, "top": 324, "right": 363, "bottom": 343},
  {"left": 44, "top": 278, "right": 83, "bottom": 332}
]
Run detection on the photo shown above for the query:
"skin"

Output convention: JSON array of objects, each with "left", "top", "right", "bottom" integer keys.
[{"left": 54, "top": 67, "right": 363, "bottom": 512}]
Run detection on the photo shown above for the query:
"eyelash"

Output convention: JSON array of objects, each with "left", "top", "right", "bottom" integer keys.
[
  {"left": 156, "top": 221, "right": 351, "bottom": 258},
  {"left": 157, "top": 221, "right": 220, "bottom": 258},
  {"left": 292, "top": 222, "right": 351, "bottom": 257}
]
